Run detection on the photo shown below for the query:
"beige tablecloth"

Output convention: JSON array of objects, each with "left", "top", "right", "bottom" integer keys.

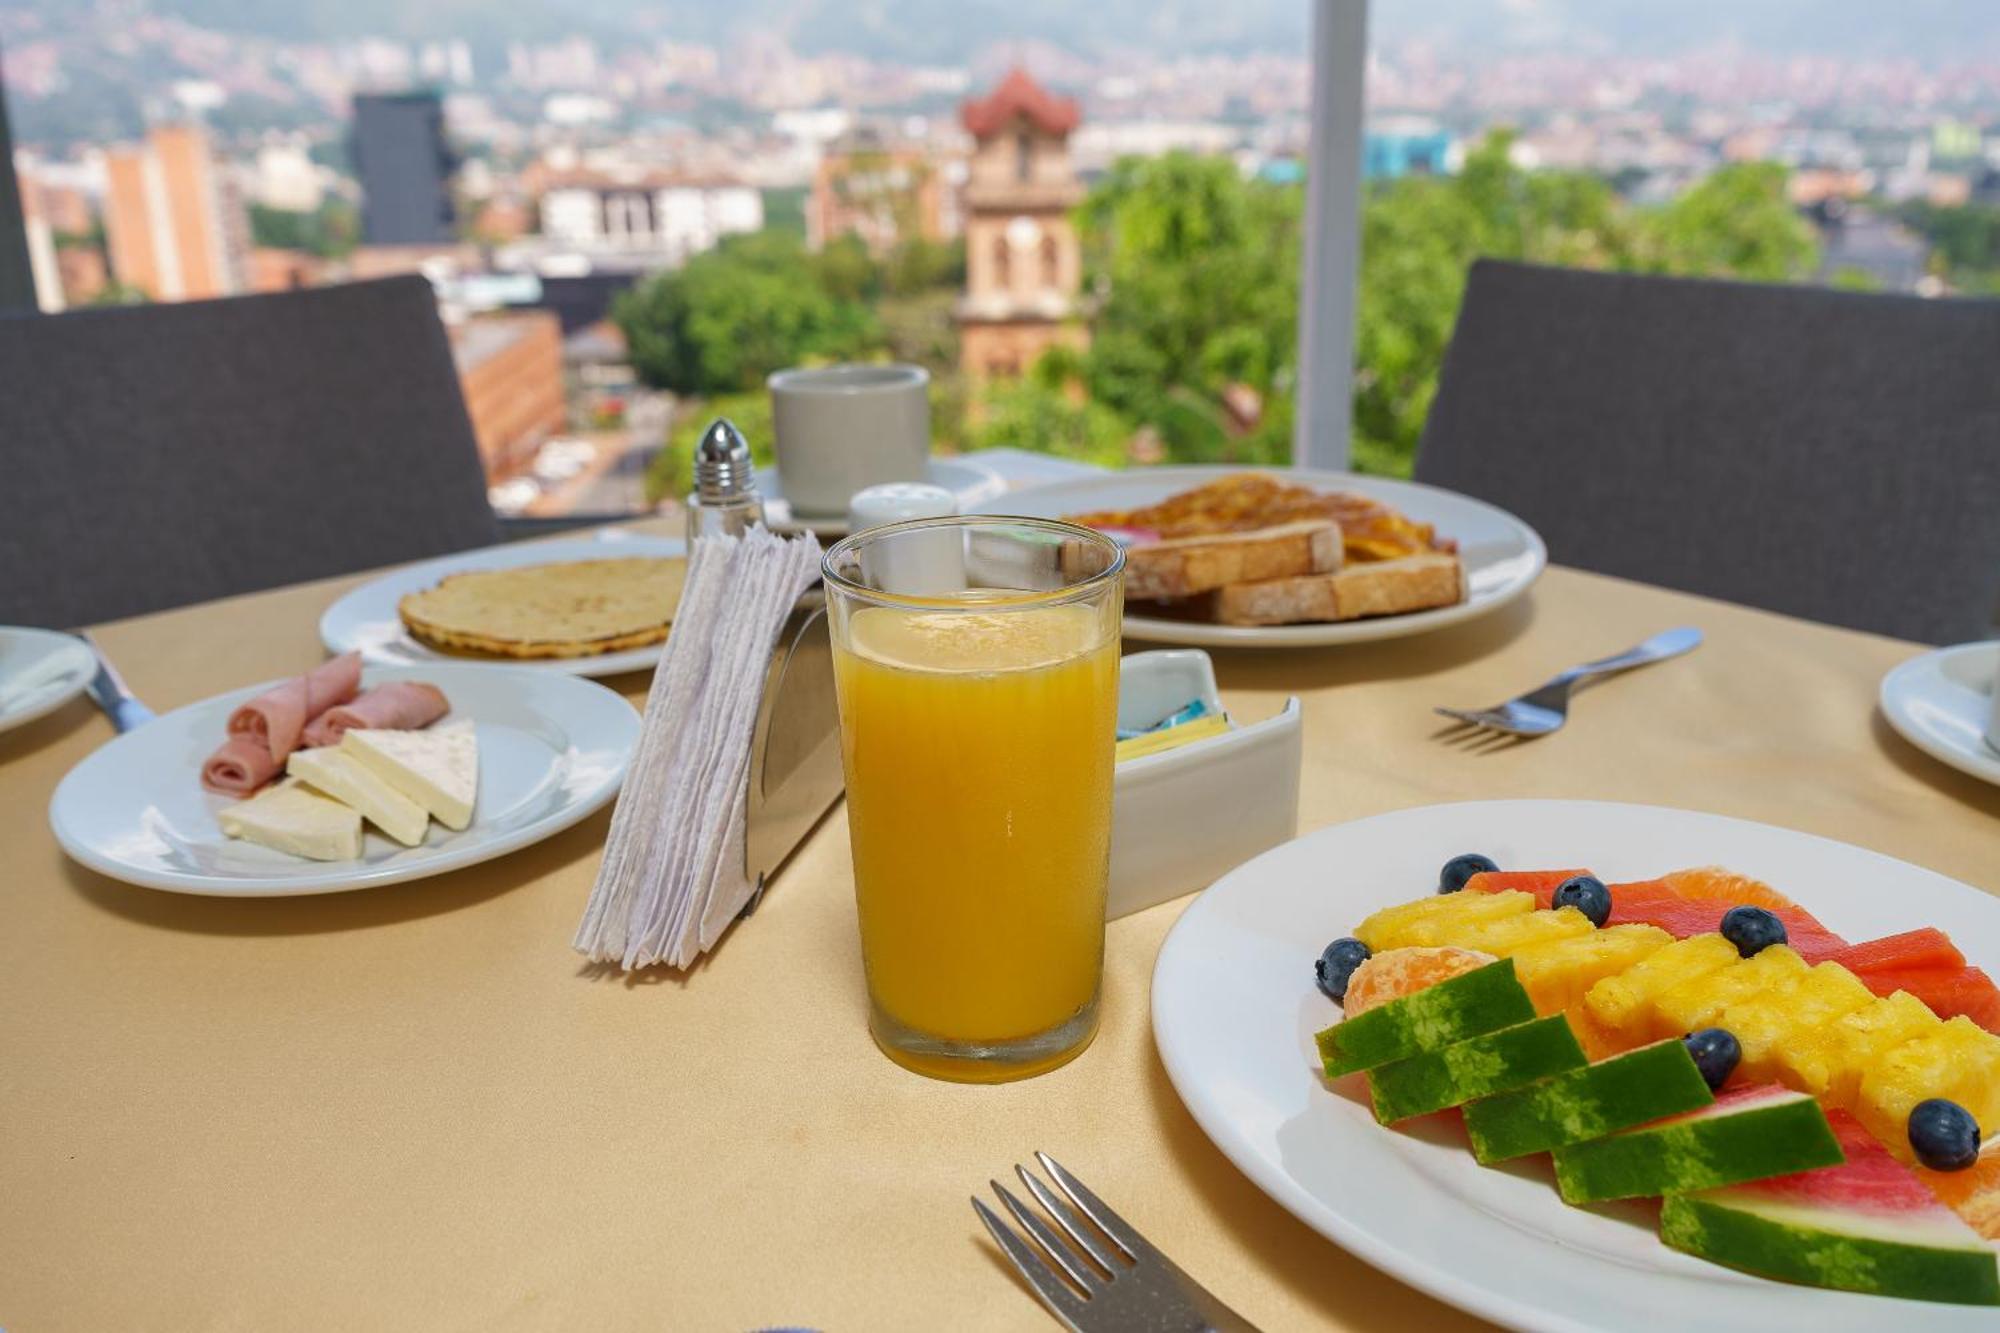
[{"left": 2, "top": 560, "right": 1996, "bottom": 1331}]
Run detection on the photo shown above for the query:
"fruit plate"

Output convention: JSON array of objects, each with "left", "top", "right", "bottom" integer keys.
[
  {"left": 967, "top": 465, "right": 1545, "bottom": 648},
  {"left": 1150, "top": 800, "right": 2000, "bottom": 1333}
]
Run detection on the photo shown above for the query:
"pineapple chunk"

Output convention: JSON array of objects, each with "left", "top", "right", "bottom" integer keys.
[
  {"left": 1354, "top": 889, "right": 1535, "bottom": 951},
  {"left": 1513, "top": 924, "right": 1673, "bottom": 1016},
  {"left": 1650, "top": 946, "right": 1808, "bottom": 1043},
  {"left": 1585, "top": 934, "right": 1740, "bottom": 1041},
  {"left": 1451, "top": 906, "right": 1595, "bottom": 957},
  {"left": 1857, "top": 1017, "right": 2000, "bottom": 1157},
  {"left": 1717, "top": 961, "right": 1874, "bottom": 1084},
  {"left": 1780, "top": 990, "right": 1942, "bottom": 1106}
]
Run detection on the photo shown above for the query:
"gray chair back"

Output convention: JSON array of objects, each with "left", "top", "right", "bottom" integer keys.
[
  {"left": 0, "top": 275, "right": 499, "bottom": 628},
  {"left": 1415, "top": 259, "right": 2000, "bottom": 644}
]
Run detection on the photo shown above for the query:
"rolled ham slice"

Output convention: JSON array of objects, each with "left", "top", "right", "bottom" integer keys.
[
  {"left": 226, "top": 651, "right": 363, "bottom": 763},
  {"left": 202, "top": 734, "right": 286, "bottom": 796},
  {"left": 300, "top": 681, "right": 449, "bottom": 748}
]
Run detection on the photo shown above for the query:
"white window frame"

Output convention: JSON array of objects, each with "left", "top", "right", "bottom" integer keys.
[{"left": 1293, "top": 0, "right": 1371, "bottom": 469}]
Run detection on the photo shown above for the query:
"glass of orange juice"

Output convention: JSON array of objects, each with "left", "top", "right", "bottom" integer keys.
[{"left": 822, "top": 516, "right": 1124, "bottom": 1082}]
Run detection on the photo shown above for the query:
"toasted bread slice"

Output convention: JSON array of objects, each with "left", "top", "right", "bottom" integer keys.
[
  {"left": 1188, "top": 552, "right": 1465, "bottom": 626},
  {"left": 1120, "top": 521, "right": 1341, "bottom": 601}
]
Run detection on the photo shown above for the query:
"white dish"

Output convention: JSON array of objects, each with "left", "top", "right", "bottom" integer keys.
[
  {"left": 970, "top": 465, "right": 1546, "bottom": 648},
  {"left": 760, "top": 457, "right": 1008, "bottom": 535},
  {"left": 0, "top": 627, "right": 95, "bottom": 735},
  {"left": 50, "top": 664, "right": 638, "bottom": 896},
  {"left": 1151, "top": 799, "right": 2000, "bottom": 1333},
  {"left": 1881, "top": 642, "right": 2000, "bottom": 787},
  {"left": 320, "top": 533, "right": 686, "bottom": 678}
]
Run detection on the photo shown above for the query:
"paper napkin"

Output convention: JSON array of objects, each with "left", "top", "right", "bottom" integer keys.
[{"left": 574, "top": 526, "right": 825, "bottom": 970}]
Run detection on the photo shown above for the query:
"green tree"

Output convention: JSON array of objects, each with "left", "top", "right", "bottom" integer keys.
[
  {"left": 1634, "top": 163, "right": 1819, "bottom": 281},
  {"left": 1072, "top": 151, "right": 1301, "bottom": 465},
  {"left": 248, "top": 200, "right": 359, "bottom": 258},
  {"left": 613, "top": 231, "right": 880, "bottom": 395}
]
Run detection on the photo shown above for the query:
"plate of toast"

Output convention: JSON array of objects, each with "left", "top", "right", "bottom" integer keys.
[{"left": 974, "top": 467, "right": 1545, "bottom": 647}]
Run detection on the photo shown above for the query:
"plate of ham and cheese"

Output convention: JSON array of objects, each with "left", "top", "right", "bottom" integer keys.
[{"left": 49, "top": 656, "right": 639, "bottom": 896}]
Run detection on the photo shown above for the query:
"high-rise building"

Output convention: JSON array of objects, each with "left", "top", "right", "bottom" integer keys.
[
  {"left": 103, "top": 124, "right": 250, "bottom": 302},
  {"left": 351, "top": 92, "right": 457, "bottom": 246},
  {"left": 956, "top": 69, "right": 1088, "bottom": 380}
]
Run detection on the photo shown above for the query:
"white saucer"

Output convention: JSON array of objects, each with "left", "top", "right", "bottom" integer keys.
[
  {"left": 0, "top": 627, "right": 95, "bottom": 736},
  {"left": 1879, "top": 641, "right": 2000, "bottom": 786},
  {"left": 759, "top": 458, "right": 1007, "bottom": 535}
]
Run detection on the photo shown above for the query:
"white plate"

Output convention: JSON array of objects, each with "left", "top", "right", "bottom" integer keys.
[
  {"left": 0, "top": 627, "right": 95, "bottom": 735},
  {"left": 320, "top": 533, "right": 686, "bottom": 678},
  {"left": 50, "top": 664, "right": 638, "bottom": 896},
  {"left": 1881, "top": 642, "right": 2000, "bottom": 787},
  {"left": 969, "top": 465, "right": 1545, "bottom": 647},
  {"left": 760, "top": 457, "right": 1008, "bottom": 535},
  {"left": 1151, "top": 799, "right": 2000, "bottom": 1333}
]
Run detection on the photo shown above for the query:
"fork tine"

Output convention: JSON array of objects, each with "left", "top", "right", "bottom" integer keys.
[
  {"left": 971, "top": 1196, "right": 1089, "bottom": 1324},
  {"left": 992, "top": 1180, "right": 1102, "bottom": 1290},
  {"left": 1432, "top": 706, "right": 1489, "bottom": 729},
  {"left": 1016, "top": 1164, "right": 1121, "bottom": 1275},
  {"left": 1033, "top": 1152, "right": 1152, "bottom": 1262}
]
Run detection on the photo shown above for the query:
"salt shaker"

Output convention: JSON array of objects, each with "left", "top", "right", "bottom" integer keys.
[
  {"left": 847, "top": 481, "right": 966, "bottom": 597},
  {"left": 686, "top": 418, "right": 766, "bottom": 543}
]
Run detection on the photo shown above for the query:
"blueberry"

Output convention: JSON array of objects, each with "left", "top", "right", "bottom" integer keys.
[
  {"left": 1720, "top": 905, "right": 1788, "bottom": 958},
  {"left": 1683, "top": 1028, "right": 1741, "bottom": 1091},
  {"left": 1909, "top": 1098, "right": 1982, "bottom": 1171},
  {"left": 1438, "top": 853, "right": 1499, "bottom": 894},
  {"left": 1315, "top": 937, "right": 1372, "bottom": 1003},
  {"left": 1552, "top": 875, "right": 1611, "bottom": 927}
]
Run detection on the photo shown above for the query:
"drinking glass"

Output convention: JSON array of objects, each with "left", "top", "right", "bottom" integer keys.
[{"left": 822, "top": 516, "right": 1124, "bottom": 1082}]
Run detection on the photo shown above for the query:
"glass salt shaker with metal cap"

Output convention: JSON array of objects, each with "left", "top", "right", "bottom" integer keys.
[{"left": 686, "top": 417, "right": 766, "bottom": 542}]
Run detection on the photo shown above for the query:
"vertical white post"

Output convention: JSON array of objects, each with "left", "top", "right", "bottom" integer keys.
[{"left": 1294, "top": 0, "right": 1370, "bottom": 470}]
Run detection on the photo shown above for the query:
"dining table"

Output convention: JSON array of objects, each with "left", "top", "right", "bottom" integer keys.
[{"left": 4, "top": 529, "right": 1998, "bottom": 1332}]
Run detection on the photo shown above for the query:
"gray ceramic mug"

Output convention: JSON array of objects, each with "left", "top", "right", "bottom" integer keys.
[{"left": 768, "top": 364, "right": 931, "bottom": 518}]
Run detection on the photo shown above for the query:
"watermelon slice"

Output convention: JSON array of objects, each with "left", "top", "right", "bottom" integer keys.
[
  {"left": 1463, "top": 869, "right": 1590, "bottom": 910},
  {"left": 1602, "top": 886, "right": 1848, "bottom": 961},
  {"left": 1552, "top": 1083, "right": 1844, "bottom": 1204},
  {"left": 1316, "top": 958, "right": 1536, "bottom": 1077},
  {"left": 1831, "top": 928, "right": 1966, "bottom": 976},
  {"left": 1859, "top": 965, "right": 2000, "bottom": 1033},
  {"left": 1661, "top": 1111, "right": 2000, "bottom": 1306},
  {"left": 1366, "top": 1015, "right": 1587, "bottom": 1124},
  {"left": 1462, "top": 1038, "right": 1714, "bottom": 1164}
]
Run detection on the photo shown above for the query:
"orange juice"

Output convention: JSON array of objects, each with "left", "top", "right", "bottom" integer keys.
[{"left": 833, "top": 601, "right": 1119, "bottom": 1080}]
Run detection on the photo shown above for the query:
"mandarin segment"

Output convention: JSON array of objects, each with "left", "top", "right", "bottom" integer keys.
[{"left": 1342, "top": 946, "right": 1498, "bottom": 1018}]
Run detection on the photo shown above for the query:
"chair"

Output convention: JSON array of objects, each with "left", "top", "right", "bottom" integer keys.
[
  {"left": 1414, "top": 259, "right": 2000, "bottom": 644},
  {"left": 0, "top": 275, "right": 500, "bottom": 628}
]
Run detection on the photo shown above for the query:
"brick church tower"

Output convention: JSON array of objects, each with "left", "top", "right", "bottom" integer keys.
[{"left": 956, "top": 69, "right": 1090, "bottom": 380}]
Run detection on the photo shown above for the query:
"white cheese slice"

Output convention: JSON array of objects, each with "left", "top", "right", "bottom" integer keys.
[
  {"left": 341, "top": 720, "right": 478, "bottom": 831},
  {"left": 218, "top": 778, "right": 365, "bottom": 862},
  {"left": 286, "top": 746, "right": 430, "bottom": 847}
]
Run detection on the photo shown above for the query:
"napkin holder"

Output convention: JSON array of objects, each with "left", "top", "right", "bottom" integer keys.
[{"left": 741, "top": 589, "right": 846, "bottom": 912}]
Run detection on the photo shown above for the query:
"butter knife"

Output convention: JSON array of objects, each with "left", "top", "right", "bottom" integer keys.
[{"left": 80, "top": 632, "right": 155, "bottom": 732}]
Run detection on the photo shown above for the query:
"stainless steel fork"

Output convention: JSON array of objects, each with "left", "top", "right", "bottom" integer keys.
[
  {"left": 972, "top": 1152, "right": 1260, "bottom": 1332},
  {"left": 1434, "top": 625, "right": 1704, "bottom": 738}
]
